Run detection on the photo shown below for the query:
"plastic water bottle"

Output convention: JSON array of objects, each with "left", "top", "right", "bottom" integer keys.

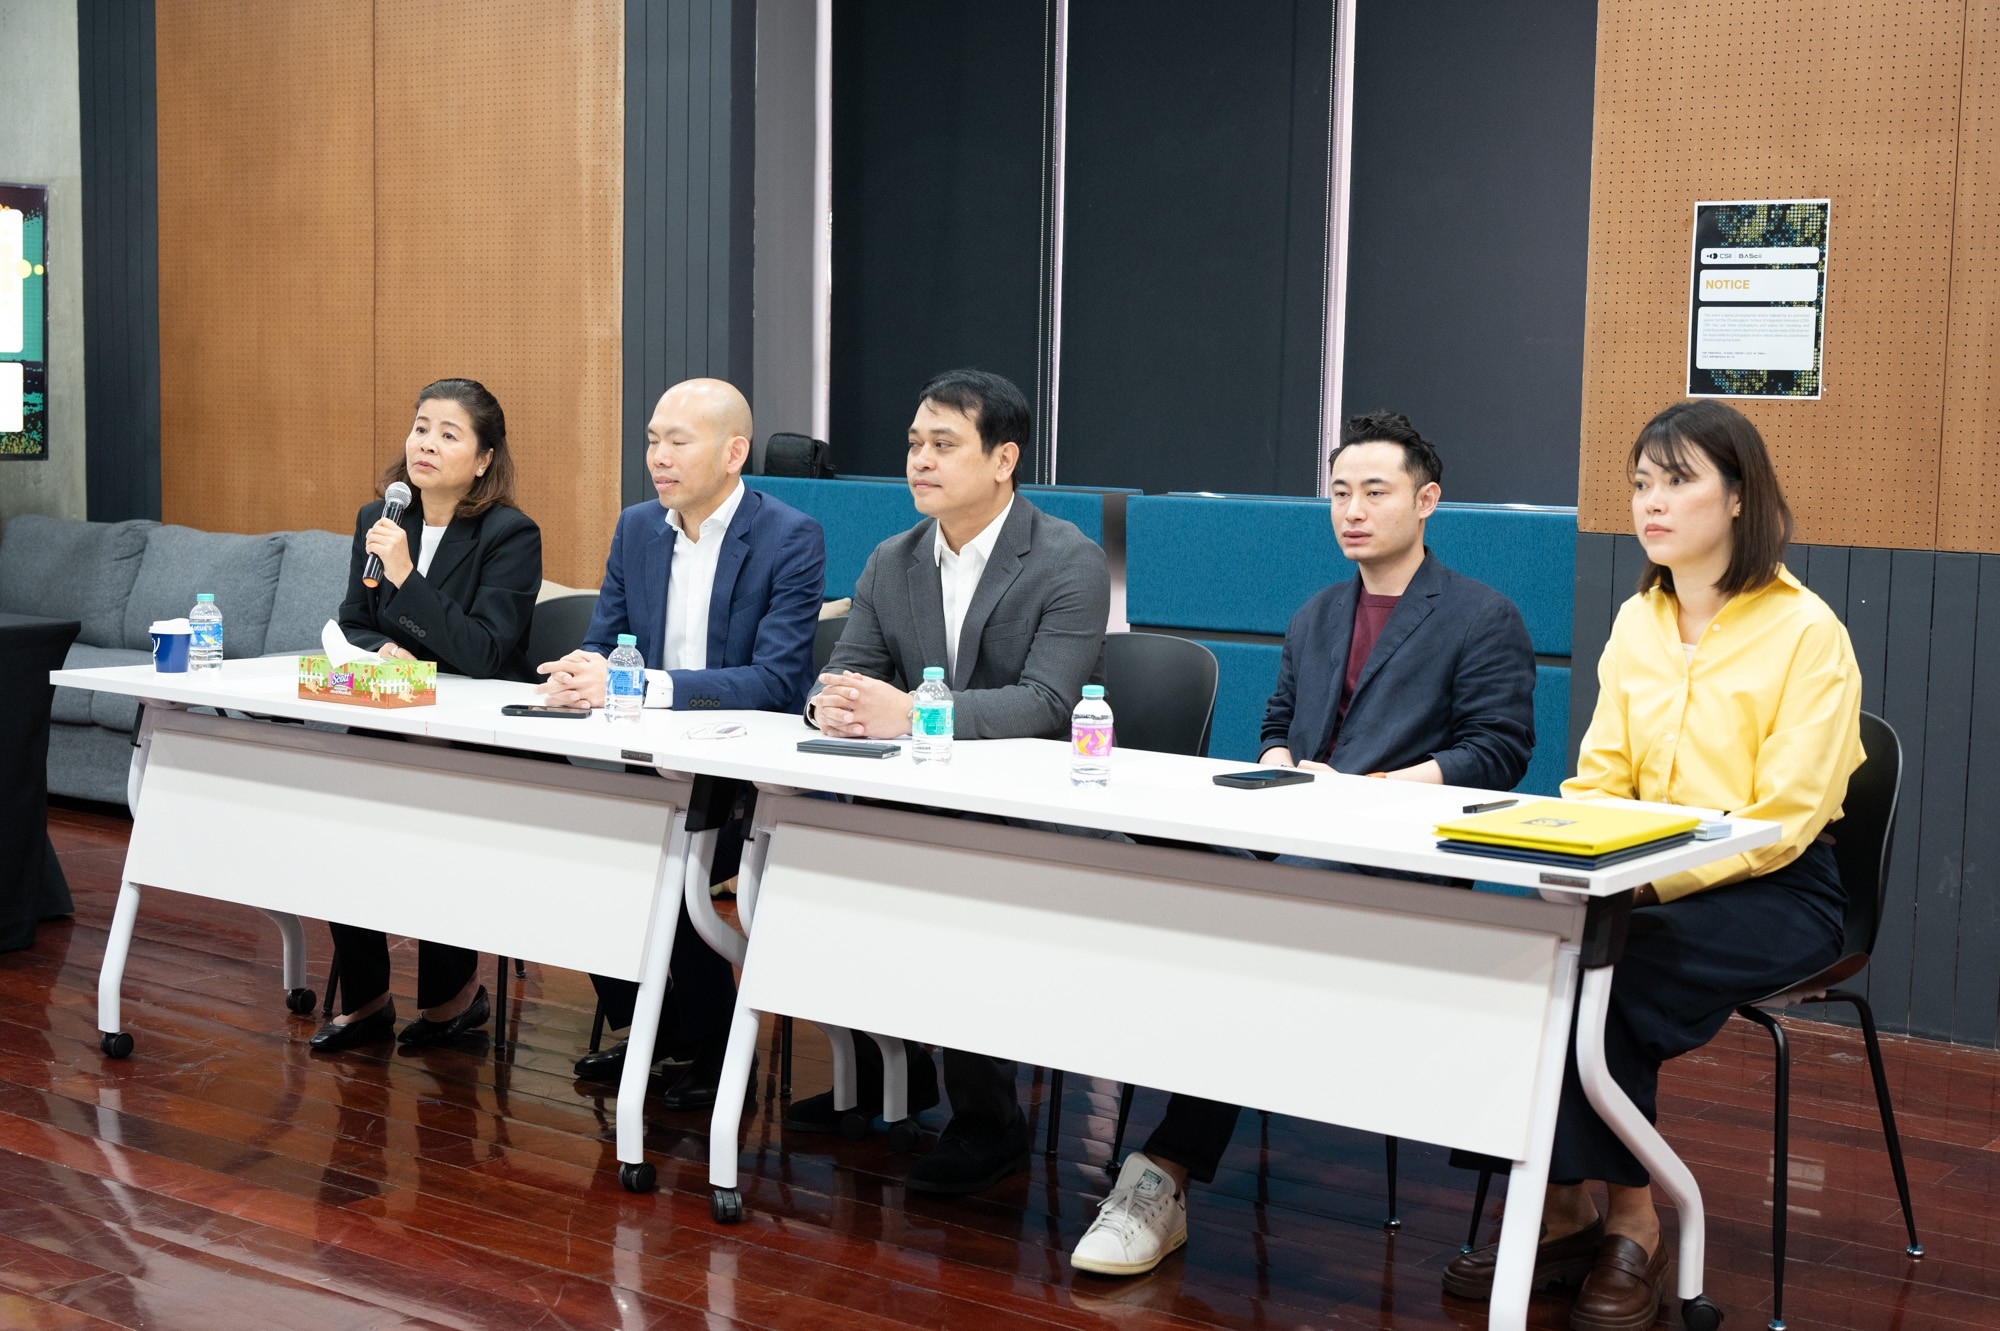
[
  {"left": 606, "top": 633, "right": 645, "bottom": 722},
  {"left": 189, "top": 593, "right": 224, "bottom": 672},
  {"left": 1071, "top": 684, "right": 1113, "bottom": 786},
  {"left": 911, "top": 666, "right": 954, "bottom": 764}
]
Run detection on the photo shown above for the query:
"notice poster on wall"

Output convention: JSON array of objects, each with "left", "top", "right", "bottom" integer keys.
[
  {"left": 1687, "top": 199, "right": 1828, "bottom": 400},
  {"left": 0, "top": 183, "right": 50, "bottom": 458}
]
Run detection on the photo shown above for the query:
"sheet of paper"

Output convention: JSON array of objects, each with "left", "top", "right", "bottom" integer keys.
[{"left": 321, "top": 618, "right": 382, "bottom": 668}]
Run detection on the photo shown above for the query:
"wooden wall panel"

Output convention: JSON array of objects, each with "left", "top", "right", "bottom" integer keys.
[
  {"left": 1943, "top": 1, "right": 2000, "bottom": 553},
  {"left": 155, "top": 0, "right": 374, "bottom": 536},
  {"left": 373, "top": 0, "right": 624, "bottom": 588},
  {"left": 1580, "top": 1, "right": 1964, "bottom": 548}
]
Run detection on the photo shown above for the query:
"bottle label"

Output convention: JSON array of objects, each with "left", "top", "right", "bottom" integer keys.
[
  {"left": 913, "top": 700, "right": 954, "bottom": 738},
  {"left": 608, "top": 665, "right": 644, "bottom": 699},
  {"left": 192, "top": 623, "right": 222, "bottom": 651},
  {"left": 1073, "top": 721, "right": 1113, "bottom": 758}
]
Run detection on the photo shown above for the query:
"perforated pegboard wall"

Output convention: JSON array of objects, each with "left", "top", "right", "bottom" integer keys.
[
  {"left": 155, "top": 1, "right": 376, "bottom": 536},
  {"left": 1942, "top": 2, "right": 2000, "bottom": 553},
  {"left": 372, "top": 0, "right": 624, "bottom": 587},
  {"left": 1580, "top": 0, "right": 1964, "bottom": 549}
]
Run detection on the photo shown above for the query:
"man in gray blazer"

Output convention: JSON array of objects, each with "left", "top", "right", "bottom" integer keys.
[{"left": 796, "top": 367, "right": 1111, "bottom": 1196}]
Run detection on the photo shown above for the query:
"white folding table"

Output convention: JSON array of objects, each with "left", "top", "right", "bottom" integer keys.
[{"left": 53, "top": 659, "right": 1768, "bottom": 1331}]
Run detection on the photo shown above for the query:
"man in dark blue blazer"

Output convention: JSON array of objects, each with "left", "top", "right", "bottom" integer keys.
[
  {"left": 1071, "top": 411, "right": 1537, "bottom": 1278},
  {"left": 537, "top": 378, "right": 825, "bottom": 1106}
]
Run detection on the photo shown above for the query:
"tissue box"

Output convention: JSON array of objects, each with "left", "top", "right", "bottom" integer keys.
[{"left": 296, "top": 655, "right": 438, "bottom": 708}]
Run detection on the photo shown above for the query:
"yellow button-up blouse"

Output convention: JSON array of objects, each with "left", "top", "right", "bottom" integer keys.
[{"left": 1562, "top": 565, "right": 1864, "bottom": 902}]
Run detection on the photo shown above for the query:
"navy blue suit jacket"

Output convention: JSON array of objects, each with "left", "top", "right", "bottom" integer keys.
[
  {"left": 1260, "top": 550, "right": 1536, "bottom": 790},
  {"left": 581, "top": 487, "right": 826, "bottom": 712}
]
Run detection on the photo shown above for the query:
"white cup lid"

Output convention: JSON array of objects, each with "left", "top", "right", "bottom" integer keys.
[{"left": 150, "top": 618, "right": 192, "bottom": 634}]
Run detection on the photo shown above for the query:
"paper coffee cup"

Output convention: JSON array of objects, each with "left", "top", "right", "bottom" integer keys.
[{"left": 150, "top": 618, "right": 192, "bottom": 673}]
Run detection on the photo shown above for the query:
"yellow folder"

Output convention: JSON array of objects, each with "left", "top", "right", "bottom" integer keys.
[{"left": 1434, "top": 800, "right": 1701, "bottom": 857}]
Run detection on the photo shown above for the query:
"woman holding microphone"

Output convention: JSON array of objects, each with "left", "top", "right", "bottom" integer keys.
[
  {"left": 314, "top": 378, "right": 542, "bottom": 1052},
  {"left": 1445, "top": 399, "right": 1862, "bottom": 1330}
]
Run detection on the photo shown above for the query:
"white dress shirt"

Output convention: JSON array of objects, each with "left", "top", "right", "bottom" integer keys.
[
  {"left": 934, "top": 497, "right": 1013, "bottom": 680},
  {"left": 643, "top": 481, "right": 746, "bottom": 708},
  {"left": 416, "top": 524, "right": 449, "bottom": 577}
]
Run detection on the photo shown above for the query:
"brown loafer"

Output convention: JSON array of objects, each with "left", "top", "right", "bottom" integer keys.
[
  {"left": 1442, "top": 1217, "right": 1605, "bottom": 1300},
  {"left": 1570, "top": 1233, "right": 1668, "bottom": 1331}
]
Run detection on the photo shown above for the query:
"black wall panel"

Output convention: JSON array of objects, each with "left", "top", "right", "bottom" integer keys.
[
  {"left": 77, "top": 0, "right": 161, "bottom": 523},
  {"left": 1340, "top": 0, "right": 1596, "bottom": 507},
  {"left": 1570, "top": 537, "right": 2000, "bottom": 1046},
  {"left": 1055, "top": 0, "right": 1332, "bottom": 495},
  {"left": 829, "top": 1, "right": 1051, "bottom": 480}
]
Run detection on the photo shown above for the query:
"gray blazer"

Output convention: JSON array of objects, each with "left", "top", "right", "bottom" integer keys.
[{"left": 812, "top": 498, "right": 1110, "bottom": 739}]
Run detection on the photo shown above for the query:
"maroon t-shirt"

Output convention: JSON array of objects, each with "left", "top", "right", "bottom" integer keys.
[{"left": 1320, "top": 591, "right": 1400, "bottom": 762}]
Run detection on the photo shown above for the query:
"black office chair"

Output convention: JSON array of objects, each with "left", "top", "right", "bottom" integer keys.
[
  {"left": 1456, "top": 712, "right": 1922, "bottom": 1327},
  {"left": 1042, "top": 632, "right": 1218, "bottom": 1159}
]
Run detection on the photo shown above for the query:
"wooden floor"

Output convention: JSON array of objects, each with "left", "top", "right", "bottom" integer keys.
[{"left": 2, "top": 806, "right": 1990, "bottom": 1330}]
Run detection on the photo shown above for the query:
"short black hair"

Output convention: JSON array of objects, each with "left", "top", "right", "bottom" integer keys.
[
  {"left": 917, "top": 368, "right": 1031, "bottom": 491},
  {"left": 1334, "top": 410, "right": 1443, "bottom": 490}
]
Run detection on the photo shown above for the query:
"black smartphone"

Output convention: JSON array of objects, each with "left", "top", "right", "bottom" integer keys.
[
  {"left": 1212, "top": 768, "right": 1315, "bottom": 789},
  {"left": 501, "top": 704, "right": 592, "bottom": 719},
  {"left": 797, "top": 738, "right": 902, "bottom": 759}
]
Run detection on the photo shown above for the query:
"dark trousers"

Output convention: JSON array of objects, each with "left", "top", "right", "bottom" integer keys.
[
  {"left": 328, "top": 922, "right": 478, "bottom": 1014},
  {"left": 1550, "top": 840, "right": 1845, "bottom": 1187},
  {"left": 589, "top": 816, "right": 745, "bottom": 1046}
]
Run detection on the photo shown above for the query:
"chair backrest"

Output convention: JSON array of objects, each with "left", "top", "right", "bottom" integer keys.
[
  {"left": 1101, "top": 631, "right": 1220, "bottom": 757},
  {"left": 1836, "top": 711, "right": 1902, "bottom": 960},
  {"left": 528, "top": 593, "right": 600, "bottom": 669},
  {"left": 813, "top": 615, "right": 847, "bottom": 674}
]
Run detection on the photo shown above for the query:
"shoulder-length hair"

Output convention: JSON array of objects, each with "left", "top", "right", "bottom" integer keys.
[
  {"left": 377, "top": 378, "right": 518, "bottom": 520},
  {"left": 1629, "top": 399, "right": 1793, "bottom": 598}
]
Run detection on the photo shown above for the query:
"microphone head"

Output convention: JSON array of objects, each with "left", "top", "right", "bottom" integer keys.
[{"left": 384, "top": 480, "right": 412, "bottom": 510}]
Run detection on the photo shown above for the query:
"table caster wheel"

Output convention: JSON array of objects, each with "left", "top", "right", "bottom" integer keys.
[
  {"left": 710, "top": 1188, "right": 744, "bottom": 1223},
  {"left": 619, "top": 1161, "right": 656, "bottom": 1193},
  {"left": 886, "top": 1118, "right": 921, "bottom": 1154},
  {"left": 839, "top": 1110, "right": 872, "bottom": 1141},
  {"left": 100, "top": 1031, "right": 133, "bottom": 1060},
  {"left": 1382, "top": 1216, "right": 1402, "bottom": 1233},
  {"left": 285, "top": 988, "right": 316, "bottom": 1015},
  {"left": 1682, "top": 1294, "right": 1724, "bottom": 1331}
]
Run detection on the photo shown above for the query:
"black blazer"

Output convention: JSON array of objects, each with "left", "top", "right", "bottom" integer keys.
[
  {"left": 1261, "top": 550, "right": 1536, "bottom": 790},
  {"left": 337, "top": 498, "right": 542, "bottom": 682}
]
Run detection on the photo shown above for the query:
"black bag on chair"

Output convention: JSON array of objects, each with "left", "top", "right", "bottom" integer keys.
[{"left": 753, "top": 432, "right": 836, "bottom": 478}]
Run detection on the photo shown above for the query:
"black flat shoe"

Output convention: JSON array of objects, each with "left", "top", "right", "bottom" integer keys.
[
  {"left": 660, "top": 1036, "right": 757, "bottom": 1112},
  {"left": 903, "top": 1113, "right": 1031, "bottom": 1196},
  {"left": 309, "top": 1002, "right": 397, "bottom": 1052},
  {"left": 396, "top": 987, "right": 490, "bottom": 1047},
  {"left": 573, "top": 1036, "right": 700, "bottom": 1084}
]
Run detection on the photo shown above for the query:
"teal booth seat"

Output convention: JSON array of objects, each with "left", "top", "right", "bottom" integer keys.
[
  {"left": 1125, "top": 495, "right": 1577, "bottom": 794},
  {"left": 743, "top": 476, "right": 1135, "bottom": 600}
]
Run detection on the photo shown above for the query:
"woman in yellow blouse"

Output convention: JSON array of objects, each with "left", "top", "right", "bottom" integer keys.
[{"left": 1446, "top": 400, "right": 1862, "bottom": 1331}]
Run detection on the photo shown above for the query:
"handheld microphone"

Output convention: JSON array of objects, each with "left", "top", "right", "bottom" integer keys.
[{"left": 363, "top": 480, "right": 413, "bottom": 588}]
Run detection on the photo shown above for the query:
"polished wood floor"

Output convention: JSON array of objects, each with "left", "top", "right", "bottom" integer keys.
[{"left": 1, "top": 805, "right": 1987, "bottom": 1329}]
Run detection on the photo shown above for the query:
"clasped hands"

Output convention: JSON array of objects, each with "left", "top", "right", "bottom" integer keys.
[
  {"left": 813, "top": 671, "right": 915, "bottom": 739},
  {"left": 535, "top": 649, "right": 610, "bottom": 709}
]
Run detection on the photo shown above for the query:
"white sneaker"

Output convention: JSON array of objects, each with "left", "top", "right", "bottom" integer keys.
[{"left": 1070, "top": 1153, "right": 1189, "bottom": 1276}]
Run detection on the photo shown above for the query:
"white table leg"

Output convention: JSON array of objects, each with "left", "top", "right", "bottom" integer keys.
[
  {"left": 734, "top": 826, "right": 771, "bottom": 929},
  {"left": 813, "top": 1022, "right": 859, "bottom": 1112},
  {"left": 257, "top": 909, "right": 312, "bottom": 1013},
  {"left": 613, "top": 809, "right": 691, "bottom": 1191},
  {"left": 98, "top": 702, "right": 175, "bottom": 1058},
  {"left": 1488, "top": 946, "right": 1580, "bottom": 1331},
  {"left": 682, "top": 827, "right": 746, "bottom": 966},
  {"left": 705, "top": 989, "right": 766, "bottom": 1221},
  {"left": 1576, "top": 964, "right": 1710, "bottom": 1309},
  {"left": 869, "top": 1031, "right": 908, "bottom": 1122}
]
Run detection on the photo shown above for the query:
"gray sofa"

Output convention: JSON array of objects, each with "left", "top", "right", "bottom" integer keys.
[{"left": 0, "top": 514, "right": 350, "bottom": 805}]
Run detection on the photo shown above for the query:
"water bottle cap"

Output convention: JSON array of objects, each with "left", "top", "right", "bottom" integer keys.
[
  {"left": 1081, "top": 684, "right": 1105, "bottom": 699},
  {"left": 922, "top": 666, "right": 945, "bottom": 681},
  {"left": 616, "top": 633, "right": 637, "bottom": 647},
  {"left": 196, "top": 593, "right": 215, "bottom": 603}
]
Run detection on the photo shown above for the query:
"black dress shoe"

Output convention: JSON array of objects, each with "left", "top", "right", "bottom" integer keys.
[
  {"left": 572, "top": 1036, "right": 700, "bottom": 1083},
  {"left": 660, "top": 1036, "right": 756, "bottom": 1112},
  {"left": 903, "top": 1112, "right": 1031, "bottom": 1195},
  {"left": 396, "top": 987, "right": 490, "bottom": 1047},
  {"left": 782, "top": 1041, "right": 939, "bottom": 1133},
  {"left": 309, "top": 1002, "right": 397, "bottom": 1052}
]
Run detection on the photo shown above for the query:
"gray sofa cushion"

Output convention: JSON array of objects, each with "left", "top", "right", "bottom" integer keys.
[
  {"left": 264, "top": 529, "right": 352, "bottom": 655},
  {"left": 123, "top": 525, "right": 285, "bottom": 658},
  {"left": 0, "top": 515, "right": 157, "bottom": 647},
  {"left": 53, "top": 643, "right": 153, "bottom": 727}
]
